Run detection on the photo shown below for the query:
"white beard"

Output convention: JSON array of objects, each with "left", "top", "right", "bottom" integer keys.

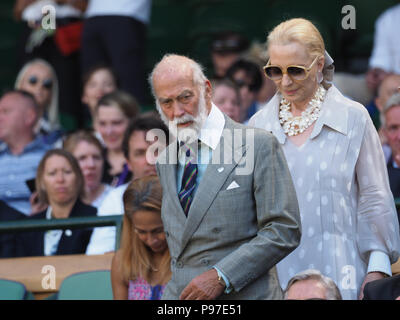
[{"left": 157, "top": 90, "right": 208, "bottom": 145}]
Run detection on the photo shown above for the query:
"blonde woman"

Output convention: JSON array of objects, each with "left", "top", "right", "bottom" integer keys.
[
  {"left": 249, "top": 18, "right": 400, "bottom": 299},
  {"left": 15, "top": 58, "right": 60, "bottom": 135},
  {"left": 111, "top": 176, "right": 170, "bottom": 300}
]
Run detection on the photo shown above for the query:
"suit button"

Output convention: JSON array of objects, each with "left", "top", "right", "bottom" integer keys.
[
  {"left": 176, "top": 261, "right": 183, "bottom": 268},
  {"left": 201, "top": 259, "right": 210, "bottom": 266},
  {"left": 171, "top": 258, "right": 176, "bottom": 266},
  {"left": 212, "top": 227, "right": 221, "bottom": 233}
]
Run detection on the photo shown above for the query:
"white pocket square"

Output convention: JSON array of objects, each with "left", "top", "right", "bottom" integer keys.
[{"left": 226, "top": 181, "right": 240, "bottom": 190}]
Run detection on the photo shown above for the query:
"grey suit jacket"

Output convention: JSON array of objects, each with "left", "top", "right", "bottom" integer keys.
[{"left": 156, "top": 115, "right": 301, "bottom": 299}]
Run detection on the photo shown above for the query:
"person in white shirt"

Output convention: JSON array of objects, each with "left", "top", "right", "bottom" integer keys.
[
  {"left": 86, "top": 115, "right": 168, "bottom": 255},
  {"left": 366, "top": 4, "right": 400, "bottom": 94},
  {"left": 81, "top": 0, "right": 152, "bottom": 104}
]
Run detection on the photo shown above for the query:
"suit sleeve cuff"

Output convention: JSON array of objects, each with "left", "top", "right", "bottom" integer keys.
[
  {"left": 367, "top": 251, "right": 392, "bottom": 276},
  {"left": 213, "top": 266, "right": 233, "bottom": 294}
]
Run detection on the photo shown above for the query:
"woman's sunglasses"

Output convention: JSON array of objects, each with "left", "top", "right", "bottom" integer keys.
[
  {"left": 28, "top": 75, "right": 53, "bottom": 90},
  {"left": 263, "top": 56, "right": 320, "bottom": 81}
]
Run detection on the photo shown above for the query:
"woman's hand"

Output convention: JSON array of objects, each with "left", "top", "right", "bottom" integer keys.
[{"left": 29, "top": 191, "right": 48, "bottom": 215}]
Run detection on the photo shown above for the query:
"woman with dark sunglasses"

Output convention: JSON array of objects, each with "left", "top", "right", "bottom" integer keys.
[
  {"left": 249, "top": 18, "right": 400, "bottom": 300},
  {"left": 15, "top": 58, "right": 62, "bottom": 146}
]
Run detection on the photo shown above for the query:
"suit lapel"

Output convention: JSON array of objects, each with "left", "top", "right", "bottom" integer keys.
[{"left": 179, "top": 119, "right": 247, "bottom": 254}]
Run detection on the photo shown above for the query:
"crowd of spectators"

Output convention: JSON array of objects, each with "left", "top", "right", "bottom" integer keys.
[{"left": 0, "top": 0, "right": 400, "bottom": 301}]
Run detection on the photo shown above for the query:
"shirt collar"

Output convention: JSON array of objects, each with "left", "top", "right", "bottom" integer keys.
[
  {"left": 311, "top": 86, "right": 348, "bottom": 139},
  {"left": 198, "top": 103, "right": 225, "bottom": 150},
  {"left": 0, "top": 135, "right": 45, "bottom": 155},
  {"left": 46, "top": 206, "right": 52, "bottom": 220}
]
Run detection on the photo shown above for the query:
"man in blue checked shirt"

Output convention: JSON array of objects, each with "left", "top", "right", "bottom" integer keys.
[{"left": 0, "top": 90, "right": 51, "bottom": 216}]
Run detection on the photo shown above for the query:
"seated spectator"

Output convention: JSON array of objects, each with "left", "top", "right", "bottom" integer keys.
[
  {"left": 364, "top": 74, "right": 400, "bottom": 135},
  {"left": 63, "top": 130, "right": 113, "bottom": 209},
  {"left": 81, "top": 64, "right": 118, "bottom": 127},
  {"left": 13, "top": 0, "right": 87, "bottom": 131},
  {"left": 0, "top": 200, "right": 26, "bottom": 258},
  {"left": 0, "top": 90, "right": 51, "bottom": 215},
  {"left": 14, "top": 58, "right": 62, "bottom": 145},
  {"left": 111, "top": 176, "right": 170, "bottom": 300},
  {"left": 15, "top": 149, "right": 97, "bottom": 257},
  {"left": 86, "top": 116, "right": 169, "bottom": 255},
  {"left": 382, "top": 92, "right": 400, "bottom": 226},
  {"left": 242, "top": 41, "right": 277, "bottom": 107},
  {"left": 363, "top": 274, "right": 400, "bottom": 300},
  {"left": 211, "top": 78, "right": 241, "bottom": 122},
  {"left": 81, "top": 0, "right": 151, "bottom": 104},
  {"left": 284, "top": 269, "right": 342, "bottom": 300},
  {"left": 225, "top": 58, "right": 263, "bottom": 123},
  {"left": 95, "top": 90, "right": 139, "bottom": 187},
  {"left": 366, "top": 3, "right": 400, "bottom": 96},
  {"left": 210, "top": 31, "right": 250, "bottom": 79}
]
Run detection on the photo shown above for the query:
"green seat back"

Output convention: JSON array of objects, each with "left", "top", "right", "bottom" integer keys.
[
  {"left": 57, "top": 270, "right": 113, "bottom": 300},
  {"left": 0, "top": 279, "right": 28, "bottom": 300}
]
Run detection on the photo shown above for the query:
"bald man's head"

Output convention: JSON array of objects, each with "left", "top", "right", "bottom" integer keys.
[
  {"left": 149, "top": 54, "right": 207, "bottom": 97},
  {"left": 0, "top": 90, "right": 39, "bottom": 143},
  {"left": 148, "top": 54, "right": 213, "bottom": 143}
]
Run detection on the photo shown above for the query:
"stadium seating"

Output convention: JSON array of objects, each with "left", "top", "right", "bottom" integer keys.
[{"left": 57, "top": 270, "right": 113, "bottom": 300}]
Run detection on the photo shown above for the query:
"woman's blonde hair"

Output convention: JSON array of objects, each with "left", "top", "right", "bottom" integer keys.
[
  {"left": 119, "top": 176, "right": 171, "bottom": 285},
  {"left": 267, "top": 18, "right": 325, "bottom": 61},
  {"left": 15, "top": 58, "right": 60, "bottom": 131}
]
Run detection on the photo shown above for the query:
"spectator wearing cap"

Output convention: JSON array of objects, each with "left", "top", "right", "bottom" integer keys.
[
  {"left": 210, "top": 31, "right": 250, "bottom": 80},
  {"left": 226, "top": 58, "right": 263, "bottom": 123}
]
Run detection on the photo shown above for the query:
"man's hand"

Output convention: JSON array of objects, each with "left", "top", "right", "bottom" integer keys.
[
  {"left": 179, "top": 269, "right": 225, "bottom": 300},
  {"left": 29, "top": 192, "right": 48, "bottom": 215},
  {"left": 358, "top": 271, "right": 386, "bottom": 300}
]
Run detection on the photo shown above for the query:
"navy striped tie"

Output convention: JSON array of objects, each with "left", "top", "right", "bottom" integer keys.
[{"left": 178, "top": 143, "right": 198, "bottom": 216}]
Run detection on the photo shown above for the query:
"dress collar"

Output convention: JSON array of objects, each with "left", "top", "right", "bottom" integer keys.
[{"left": 268, "top": 85, "right": 349, "bottom": 144}]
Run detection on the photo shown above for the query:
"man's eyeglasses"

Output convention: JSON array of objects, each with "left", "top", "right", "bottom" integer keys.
[
  {"left": 28, "top": 75, "right": 53, "bottom": 90},
  {"left": 263, "top": 56, "right": 320, "bottom": 81}
]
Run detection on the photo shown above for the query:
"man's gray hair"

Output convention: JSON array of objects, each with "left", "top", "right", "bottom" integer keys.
[
  {"left": 283, "top": 269, "right": 342, "bottom": 300},
  {"left": 147, "top": 53, "right": 207, "bottom": 99},
  {"left": 382, "top": 92, "right": 400, "bottom": 128}
]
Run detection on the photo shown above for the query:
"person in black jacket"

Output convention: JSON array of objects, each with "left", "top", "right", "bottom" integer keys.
[
  {"left": 16, "top": 149, "right": 97, "bottom": 257},
  {"left": 0, "top": 200, "right": 26, "bottom": 258},
  {"left": 363, "top": 274, "right": 400, "bottom": 300}
]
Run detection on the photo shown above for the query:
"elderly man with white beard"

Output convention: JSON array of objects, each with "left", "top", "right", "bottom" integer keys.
[{"left": 149, "top": 54, "right": 301, "bottom": 300}]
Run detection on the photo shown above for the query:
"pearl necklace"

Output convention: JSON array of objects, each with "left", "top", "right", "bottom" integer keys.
[{"left": 279, "top": 85, "right": 326, "bottom": 136}]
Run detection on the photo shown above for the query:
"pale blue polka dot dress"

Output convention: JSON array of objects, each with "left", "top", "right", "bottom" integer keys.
[{"left": 249, "top": 85, "right": 400, "bottom": 300}]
